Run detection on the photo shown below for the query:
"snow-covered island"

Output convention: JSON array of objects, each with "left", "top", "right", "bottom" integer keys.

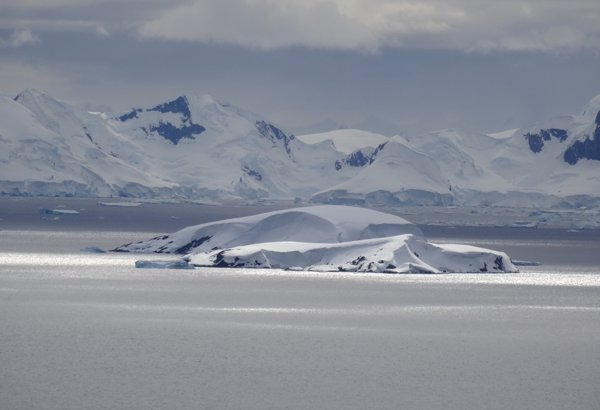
[{"left": 116, "top": 205, "right": 517, "bottom": 274}]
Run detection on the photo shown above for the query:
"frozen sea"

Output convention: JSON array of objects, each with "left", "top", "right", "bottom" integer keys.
[{"left": 1, "top": 198, "right": 599, "bottom": 410}]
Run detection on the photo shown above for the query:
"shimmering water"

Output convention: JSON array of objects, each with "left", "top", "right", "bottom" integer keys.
[{"left": 1, "top": 208, "right": 599, "bottom": 410}]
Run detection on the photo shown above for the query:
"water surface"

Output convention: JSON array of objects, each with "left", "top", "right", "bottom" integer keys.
[{"left": 1, "top": 203, "right": 599, "bottom": 410}]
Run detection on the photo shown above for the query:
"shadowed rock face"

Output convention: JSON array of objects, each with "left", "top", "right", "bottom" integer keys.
[
  {"left": 147, "top": 121, "right": 205, "bottom": 145},
  {"left": 564, "top": 111, "right": 600, "bottom": 165},
  {"left": 335, "top": 142, "right": 387, "bottom": 170},
  {"left": 116, "top": 96, "right": 206, "bottom": 145},
  {"left": 148, "top": 96, "right": 192, "bottom": 120},
  {"left": 117, "top": 109, "right": 141, "bottom": 122},
  {"left": 242, "top": 166, "right": 262, "bottom": 181},
  {"left": 255, "top": 120, "right": 294, "bottom": 156},
  {"left": 564, "top": 135, "right": 600, "bottom": 164},
  {"left": 524, "top": 128, "right": 568, "bottom": 153}
]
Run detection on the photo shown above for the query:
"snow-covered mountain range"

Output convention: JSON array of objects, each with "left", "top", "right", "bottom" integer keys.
[
  {"left": 309, "top": 98, "right": 600, "bottom": 208},
  {"left": 1, "top": 88, "right": 599, "bottom": 207}
]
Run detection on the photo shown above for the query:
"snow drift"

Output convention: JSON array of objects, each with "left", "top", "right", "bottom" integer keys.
[
  {"left": 189, "top": 235, "right": 515, "bottom": 274},
  {"left": 115, "top": 205, "right": 424, "bottom": 254},
  {"left": 116, "top": 205, "right": 517, "bottom": 274}
]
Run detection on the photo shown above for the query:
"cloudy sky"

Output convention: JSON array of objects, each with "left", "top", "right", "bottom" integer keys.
[{"left": 1, "top": 0, "right": 599, "bottom": 135}]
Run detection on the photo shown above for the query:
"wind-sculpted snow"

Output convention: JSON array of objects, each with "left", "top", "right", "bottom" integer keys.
[
  {"left": 114, "top": 205, "right": 423, "bottom": 254},
  {"left": 189, "top": 235, "right": 516, "bottom": 274},
  {"left": 115, "top": 205, "right": 517, "bottom": 274}
]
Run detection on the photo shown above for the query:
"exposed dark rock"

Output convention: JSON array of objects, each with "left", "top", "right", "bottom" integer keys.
[
  {"left": 117, "top": 109, "right": 142, "bottom": 122},
  {"left": 116, "top": 96, "right": 205, "bottom": 144},
  {"left": 564, "top": 134, "right": 600, "bottom": 164},
  {"left": 242, "top": 166, "right": 262, "bottom": 181},
  {"left": 335, "top": 142, "right": 387, "bottom": 170},
  {"left": 526, "top": 133, "right": 544, "bottom": 153},
  {"left": 148, "top": 121, "right": 205, "bottom": 145},
  {"left": 255, "top": 120, "right": 295, "bottom": 156},
  {"left": 546, "top": 128, "right": 568, "bottom": 142},
  {"left": 494, "top": 256, "right": 504, "bottom": 271},
  {"left": 564, "top": 114, "right": 600, "bottom": 164},
  {"left": 148, "top": 96, "right": 191, "bottom": 121},
  {"left": 525, "top": 128, "right": 568, "bottom": 153},
  {"left": 174, "top": 235, "right": 212, "bottom": 254},
  {"left": 213, "top": 251, "right": 228, "bottom": 267},
  {"left": 350, "top": 256, "right": 366, "bottom": 266}
]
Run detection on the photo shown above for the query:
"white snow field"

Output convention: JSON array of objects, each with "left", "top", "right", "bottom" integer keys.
[
  {"left": 1, "top": 89, "right": 599, "bottom": 207},
  {"left": 297, "top": 128, "right": 390, "bottom": 153},
  {"left": 1, "top": 231, "right": 599, "bottom": 410},
  {"left": 115, "top": 205, "right": 424, "bottom": 253},
  {"left": 116, "top": 205, "right": 516, "bottom": 273},
  {"left": 189, "top": 237, "right": 515, "bottom": 274}
]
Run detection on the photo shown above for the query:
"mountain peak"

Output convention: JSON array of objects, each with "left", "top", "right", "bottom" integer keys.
[
  {"left": 14, "top": 87, "right": 47, "bottom": 101},
  {"left": 13, "top": 88, "right": 60, "bottom": 106},
  {"left": 148, "top": 95, "right": 192, "bottom": 121},
  {"left": 152, "top": 93, "right": 225, "bottom": 111},
  {"left": 13, "top": 88, "right": 73, "bottom": 114},
  {"left": 581, "top": 93, "right": 600, "bottom": 118}
]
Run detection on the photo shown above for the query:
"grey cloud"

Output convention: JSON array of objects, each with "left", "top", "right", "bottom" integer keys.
[
  {"left": 1, "top": 0, "right": 598, "bottom": 52},
  {"left": 0, "top": 1, "right": 599, "bottom": 138},
  {"left": 139, "top": 0, "right": 378, "bottom": 50},
  {"left": 137, "top": 0, "right": 600, "bottom": 52},
  {"left": 0, "top": 28, "right": 39, "bottom": 48},
  {"left": 0, "top": 0, "right": 185, "bottom": 36},
  {"left": 0, "top": 20, "right": 109, "bottom": 37}
]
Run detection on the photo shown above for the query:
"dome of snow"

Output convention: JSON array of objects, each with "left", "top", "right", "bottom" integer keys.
[{"left": 115, "top": 205, "right": 423, "bottom": 254}]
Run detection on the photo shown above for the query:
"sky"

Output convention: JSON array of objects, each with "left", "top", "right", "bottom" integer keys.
[{"left": 1, "top": 0, "right": 600, "bottom": 136}]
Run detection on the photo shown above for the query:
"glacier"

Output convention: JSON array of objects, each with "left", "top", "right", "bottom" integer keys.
[{"left": 116, "top": 205, "right": 517, "bottom": 274}]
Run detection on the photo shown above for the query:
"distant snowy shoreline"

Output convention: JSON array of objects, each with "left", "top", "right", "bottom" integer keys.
[
  {"left": 2, "top": 89, "right": 599, "bottom": 208},
  {"left": 1, "top": 196, "right": 599, "bottom": 233}
]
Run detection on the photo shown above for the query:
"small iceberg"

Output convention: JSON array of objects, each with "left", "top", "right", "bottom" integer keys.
[
  {"left": 97, "top": 201, "right": 142, "bottom": 207},
  {"left": 135, "top": 259, "right": 194, "bottom": 270},
  {"left": 39, "top": 208, "right": 79, "bottom": 215}
]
